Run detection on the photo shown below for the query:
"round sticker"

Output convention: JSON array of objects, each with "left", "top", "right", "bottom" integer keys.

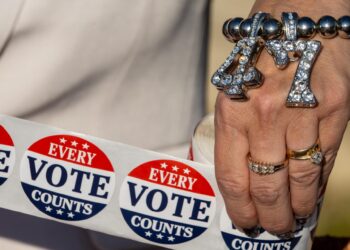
[
  {"left": 20, "top": 135, "right": 115, "bottom": 221},
  {"left": 220, "top": 208, "right": 307, "bottom": 250},
  {"left": 120, "top": 159, "right": 216, "bottom": 245},
  {"left": 0, "top": 125, "right": 15, "bottom": 186}
]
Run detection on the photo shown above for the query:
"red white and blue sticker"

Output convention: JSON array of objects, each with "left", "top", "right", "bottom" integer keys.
[
  {"left": 220, "top": 208, "right": 305, "bottom": 250},
  {"left": 20, "top": 135, "right": 115, "bottom": 221},
  {"left": 119, "top": 159, "right": 216, "bottom": 245},
  {"left": 0, "top": 126, "right": 15, "bottom": 186}
]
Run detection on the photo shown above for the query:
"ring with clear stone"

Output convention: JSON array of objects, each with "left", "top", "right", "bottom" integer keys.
[
  {"left": 287, "top": 140, "right": 323, "bottom": 165},
  {"left": 248, "top": 155, "right": 288, "bottom": 175}
]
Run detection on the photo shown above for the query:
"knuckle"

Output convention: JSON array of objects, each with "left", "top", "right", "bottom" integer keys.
[
  {"left": 252, "top": 94, "right": 281, "bottom": 124},
  {"left": 227, "top": 208, "right": 257, "bottom": 228},
  {"left": 292, "top": 200, "right": 316, "bottom": 216},
  {"left": 289, "top": 165, "right": 321, "bottom": 186},
  {"left": 217, "top": 177, "right": 249, "bottom": 201},
  {"left": 261, "top": 220, "right": 291, "bottom": 234},
  {"left": 250, "top": 183, "right": 280, "bottom": 206}
]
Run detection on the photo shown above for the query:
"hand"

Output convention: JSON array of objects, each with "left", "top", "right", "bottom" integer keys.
[{"left": 214, "top": 0, "right": 350, "bottom": 235}]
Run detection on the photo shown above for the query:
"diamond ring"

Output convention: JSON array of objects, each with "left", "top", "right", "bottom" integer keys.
[
  {"left": 287, "top": 140, "right": 323, "bottom": 165},
  {"left": 248, "top": 155, "right": 288, "bottom": 175}
]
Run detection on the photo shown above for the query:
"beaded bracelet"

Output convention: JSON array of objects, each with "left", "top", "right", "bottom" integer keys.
[
  {"left": 223, "top": 15, "right": 350, "bottom": 41},
  {"left": 212, "top": 12, "right": 349, "bottom": 108}
]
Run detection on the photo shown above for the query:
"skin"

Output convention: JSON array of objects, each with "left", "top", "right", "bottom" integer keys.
[{"left": 215, "top": 0, "right": 350, "bottom": 234}]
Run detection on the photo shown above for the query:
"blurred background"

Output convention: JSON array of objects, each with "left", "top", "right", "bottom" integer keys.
[{"left": 207, "top": 0, "right": 350, "bottom": 240}]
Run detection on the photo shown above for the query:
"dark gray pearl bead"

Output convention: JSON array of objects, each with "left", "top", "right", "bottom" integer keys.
[
  {"left": 262, "top": 18, "right": 283, "bottom": 39},
  {"left": 317, "top": 15, "right": 338, "bottom": 38},
  {"left": 222, "top": 19, "right": 232, "bottom": 40},
  {"left": 297, "top": 17, "right": 316, "bottom": 38},
  {"left": 227, "top": 17, "right": 244, "bottom": 41},
  {"left": 338, "top": 15, "right": 350, "bottom": 39},
  {"left": 239, "top": 18, "right": 253, "bottom": 38}
]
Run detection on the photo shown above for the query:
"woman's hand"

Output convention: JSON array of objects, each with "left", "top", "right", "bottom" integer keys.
[{"left": 214, "top": 0, "right": 350, "bottom": 235}]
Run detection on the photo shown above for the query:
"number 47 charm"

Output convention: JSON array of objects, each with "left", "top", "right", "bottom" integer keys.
[{"left": 265, "top": 12, "right": 322, "bottom": 108}]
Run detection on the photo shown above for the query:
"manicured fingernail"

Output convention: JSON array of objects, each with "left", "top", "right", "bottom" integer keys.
[
  {"left": 242, "top": 226, "right": 261, "bottom": 238},
  {"left": 295, "top": 214, "right": 310, "bottom": 227},
  {"left": 274, "top": 231, "right": 294, "bottom": 240}
]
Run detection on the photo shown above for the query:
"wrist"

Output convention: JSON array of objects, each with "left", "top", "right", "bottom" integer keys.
[{"left": 250, "top": 0, "right": 350, "bottom": 20}]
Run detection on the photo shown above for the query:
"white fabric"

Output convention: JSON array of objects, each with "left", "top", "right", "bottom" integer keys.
[{"left": 0, "top": 0, "right": 208, "bottom": 249}]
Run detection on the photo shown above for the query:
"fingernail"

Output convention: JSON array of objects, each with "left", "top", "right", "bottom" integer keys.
[
  {"left": 273, "top": 231, "right": 294, "bottom": 240},
  {"left": 295, "top": 215, "right": 310, "bottom": 227},
  {"left": 242, "top": 226, "right": 261, "bottom": 238}
]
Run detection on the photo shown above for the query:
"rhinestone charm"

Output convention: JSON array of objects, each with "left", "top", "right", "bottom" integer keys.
[{"left": 211, "top": 12, "right": 268, "bottom": 100}]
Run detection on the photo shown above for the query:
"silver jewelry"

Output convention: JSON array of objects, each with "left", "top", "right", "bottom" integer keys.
[
  {"left": 265, "top": 12, "right": 322, "bottom": 107},
  {"left": 224, "top": 17, "right": 244, "bottom": 42},
  {"left": 261, "top": 18, "right": 283, "bottom": 40},
  {"left": 317, "top": 15, "right": 338, "bottom": 38},
  {"left": 337, "top": 16, "right": 350, "bottom": 39},
  {"left": 211, "top": 12, "right": 268, "bottom": 100},
  {"left": 297, "top": 17, "right": 317, "bottom": 39}
]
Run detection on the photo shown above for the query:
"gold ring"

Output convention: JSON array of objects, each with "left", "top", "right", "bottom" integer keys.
[
  {"left": 248, "top": 155, "right": 288, "bottom": 175},
  {"left": 287, "top": 139, "right": 323, "bottom": 165}
]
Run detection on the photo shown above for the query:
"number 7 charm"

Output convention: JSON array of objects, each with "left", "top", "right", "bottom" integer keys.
[{"left": 265, "top": 12, "right": 322, "bottom": 107}]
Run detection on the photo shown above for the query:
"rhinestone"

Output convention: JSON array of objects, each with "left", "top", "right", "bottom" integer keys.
[
  {"left": 247, "top": 37, "right": 256, "bottom": 46},
  {"left": 296, "top": 70, "right": 308, "bottom": 81},
  {"left": 300, "top": 61, "right": 311, "bottom": 70},
  {"left": 304, "top": 50, "right": 314, "bottom": 61},
  {"left": 242, "top": 47, "right": 252, "bottom": 56},
  {"left": 233, "top": 46, "right": 240, "bottom": 53},
  {"left": 307, "top": 41, "right": 319, "bottom": 51},
  {"left": 283, "top": 41, "right": 295, "bottom": 51},
  {"left": 243, "top": 70, "right": 256, "bottom": 82},
  {"left": 221, "top": 75, "right": 233, "bottom": 85},
  {"left": 233, "top": 74, "right": 243, "bottom": 84},
  {"left": 237, "top": 40, "right": 245, "bottom": 47},
  {"left": 226, "top": 85, "right": 242, "bottom": 95},
  {"left": 295, "top": 40, "right": 307, "bottom": 51},
  {"left": 271, "top": 41, "right": 282, "bottom": 50},
  {"left": 291, "top": 94, "right": 301, "bottom": 102},
  {"left": 237, "top": 65, "right": 245, "bottom": 73},
  {"left": 294, "top": 81, "right": 307, "bottom": 92},
  {"left": 239, "top": 55, "right": 248, "bottom": 64},
  {"left": 212, "top": 74, "right": 220, "bottom": 84},
  {"left": 302, "top": 90, "right": 314, "bottom": 102},
  {"left": 223, "top": 60, "right": 231, "bottom": 67},
  {"left": 268, "top": 168, "right": 274, "bottom": 174},
  {"left": 218, "top": 67, "right": 224, "bottom": 73}
]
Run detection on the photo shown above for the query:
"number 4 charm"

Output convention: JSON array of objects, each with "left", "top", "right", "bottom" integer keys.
[{"left": 265, "top": 12, "right": 322, "bottom": 107}]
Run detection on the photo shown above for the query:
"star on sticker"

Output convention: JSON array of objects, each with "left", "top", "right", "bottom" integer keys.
[
  {"left": 183, "top": 168, "right": 191, "bottom": 175},
  {"left": 45, "top": 206, "right": 52, "bottom": 212},
  {"left": 172, "top": 165, "right": 179, "bottom": 172},
  {"left": 82, "top": 143, "right": 90, "bottom": 150},
  {"left": 60, "top": 138, "right": 67, "bottom": 144},
  {"left": 67, "top": 212, "right": 75, "bottom": 218},
  {"left": 145, "top": 231, "right": 152, "bottom": 237},
  {"left": 56, "top": 209, "right": 63, "bottom": 215},
  {"left": 156, "top": 233, "right": 164, "bottom": 239},
  {"left": 71, "top": 140, "right": 78, "bottom": 147},
  {"left": 160, "top": 162, "right": 168, "bottom": 169},
  {"left": 168, "top": 236, "right": 175, "bottom": 242}
]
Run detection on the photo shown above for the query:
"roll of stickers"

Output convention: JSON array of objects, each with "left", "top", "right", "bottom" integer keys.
[
  {"left": 0, "top": 113, "right": 321, "bottom": 250},
  {"left": 190, "top": 114, "right": 323, "bottom": 250}
]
